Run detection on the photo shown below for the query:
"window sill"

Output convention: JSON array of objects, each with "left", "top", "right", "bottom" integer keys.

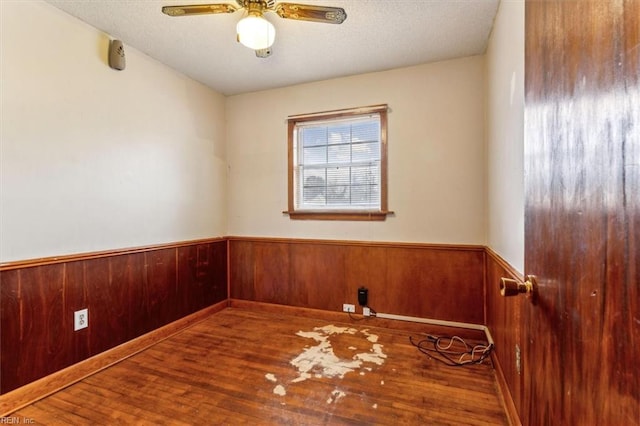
[{"left": 283, "top": 210, "right": 394, "bottom": 221}]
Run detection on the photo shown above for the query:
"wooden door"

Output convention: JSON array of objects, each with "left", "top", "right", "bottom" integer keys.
[{"left": 524, "top": 0, "right": 639, "bottom": 424}]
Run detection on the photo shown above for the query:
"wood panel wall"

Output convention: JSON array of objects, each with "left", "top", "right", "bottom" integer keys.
[
  {"left": 228, "top": 237, "right": 485, "bottom": 324},
  {"left": 485, "top": 249, "right": 525, "bottom": 425},
  {"left": 0, "top": 239, "right": 227, "bottom": 394}
]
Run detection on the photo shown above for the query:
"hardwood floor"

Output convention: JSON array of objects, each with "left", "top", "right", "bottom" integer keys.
[{"left": 11, "top": 309, "right": 508, "bottom": 425}]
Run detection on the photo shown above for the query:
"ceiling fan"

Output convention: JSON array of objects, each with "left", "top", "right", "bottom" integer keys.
[{"left": 162, "top": 1, "right": 347, "bottom": 57}]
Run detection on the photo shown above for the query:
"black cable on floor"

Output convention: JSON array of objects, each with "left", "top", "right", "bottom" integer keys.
[{"left": 410, "top": 334, "right": 493, "bottom": 367}]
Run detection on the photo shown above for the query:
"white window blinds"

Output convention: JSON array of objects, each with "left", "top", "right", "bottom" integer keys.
[{"left": 293, "top": 112, "right": 382, "bottom": 210}]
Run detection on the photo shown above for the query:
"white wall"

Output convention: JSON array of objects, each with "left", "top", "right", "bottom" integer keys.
[
  {"left": 226, "top": 57, "right": 486, "bottom": 245},
  {"left": 485, "top": 0, "right": 525, "bottom": 272},
  {"left": 1, "top": 1, "right": 520, "bottom": 262},
  {"left": 0, "top": 1, "right": 227, "bottom": 262}
]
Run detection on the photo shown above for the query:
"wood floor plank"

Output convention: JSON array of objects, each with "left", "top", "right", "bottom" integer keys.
[{"left": 11, "top": 308, "right": 508, "bottom": 425}]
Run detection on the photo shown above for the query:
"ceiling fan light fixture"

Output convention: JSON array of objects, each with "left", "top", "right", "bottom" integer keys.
[
  {"left": 163, "top": 2, "right": 347, "bottom": 56},
  {"left": 237, "top": 14, "right": 275, "bottom": 50}
]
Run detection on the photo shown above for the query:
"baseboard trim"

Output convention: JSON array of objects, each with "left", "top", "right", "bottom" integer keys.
[
  {"left": 0, "top": 300, "right": 227, "bottom": 417},
  {"left": 492, "top": 351, "right": 522, "bottom": 426},
  {"left": 229, "top": 299, "right": 487, "bottom": 340}
]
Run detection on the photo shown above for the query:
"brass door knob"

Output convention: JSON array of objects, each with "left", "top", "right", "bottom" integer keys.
[{"left": 500, "top": 275, "right": 538, "bottom": 297}]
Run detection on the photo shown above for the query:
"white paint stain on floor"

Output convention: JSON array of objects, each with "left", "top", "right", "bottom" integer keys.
[
  {"left": 290, "top": 328, "right": 362, "bottom": 380},
  {"left": 361, "top": 329, "right": 379, "bottom": 343},
  {"left": 273, "top": 384, "right": 286, "bottom": 396},
  {"left": 354, "top": 343, "right": 387, "bottom": 365},
  {"left": 266, "top": 324, "right": 387, "bottom": 406}
]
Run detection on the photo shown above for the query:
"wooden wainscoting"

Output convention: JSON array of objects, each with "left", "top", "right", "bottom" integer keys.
[
  {"left": 228, "top": 237, "right": 485, "bottom": 324},
  {"left": 485, "top": 248, "right": 524, "bottom": 426},
  {"left": 0, "top": 239, "right": 228, "bottom": 394}
]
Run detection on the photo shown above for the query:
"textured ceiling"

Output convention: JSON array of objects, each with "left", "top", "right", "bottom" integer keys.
[{"left": 44, "top": 0, "right": 500, "bottom": 95}]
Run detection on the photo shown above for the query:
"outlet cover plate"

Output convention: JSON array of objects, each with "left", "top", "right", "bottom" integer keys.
[
  {"left": 342, "top": 303, "right": 355, "bottom": 313},
  {"left": 74, "top": 308, "right": 88, "bottom": 331}
]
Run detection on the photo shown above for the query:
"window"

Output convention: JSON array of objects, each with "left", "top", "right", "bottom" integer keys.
[{"left": 286, "top": 104, "right": 390, "bottom": 221}]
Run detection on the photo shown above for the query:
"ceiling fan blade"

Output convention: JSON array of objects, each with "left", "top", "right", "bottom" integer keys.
[
  {"left": 162, "top": 3, "right": 239, "bottom": 17},
  {"left": 274, "top": 3, "right": 347, "bottom": 24}
]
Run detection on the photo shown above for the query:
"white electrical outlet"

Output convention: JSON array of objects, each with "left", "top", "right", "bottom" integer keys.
[
  {"left": 74, "top": 308, "right": 88, "bottom": 331},
  {"left": 363, "top": 307, "right": 371, "bottom": 317},
  {"left": 342, "top": 303, "right": 355, "bottom": 313}
]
